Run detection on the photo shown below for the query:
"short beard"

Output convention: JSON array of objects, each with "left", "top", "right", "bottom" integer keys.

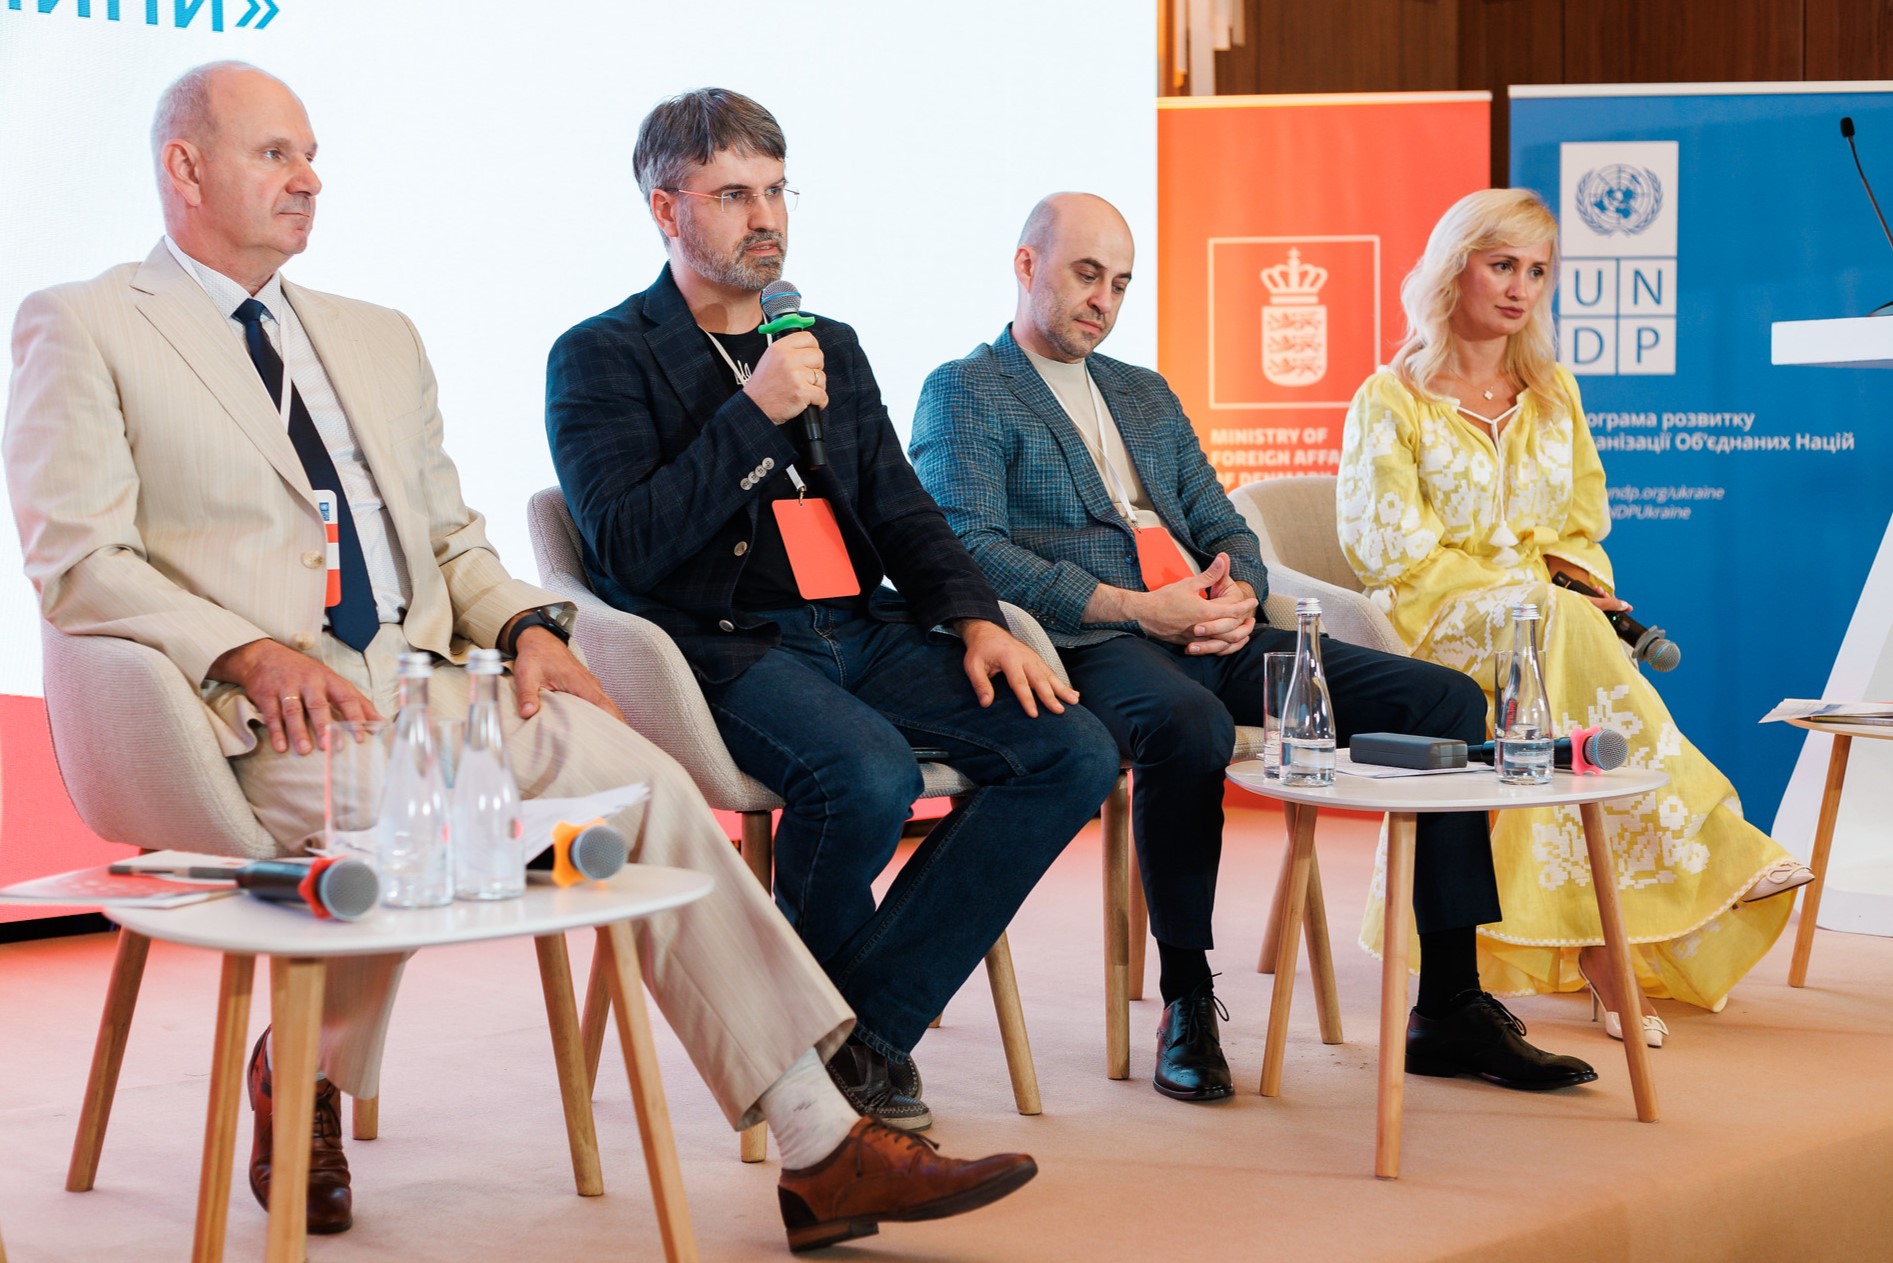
[{"left": 678, "top": 217, "right": 787, "bottom": 292}]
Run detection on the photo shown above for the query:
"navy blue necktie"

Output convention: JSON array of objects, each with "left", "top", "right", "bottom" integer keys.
[{"left": 233, "top": 298, "right": 379, "bottom": 652}]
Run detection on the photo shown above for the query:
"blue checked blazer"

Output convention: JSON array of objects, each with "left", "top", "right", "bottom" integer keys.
[
  {"left": 910, "top": 326, "right": 1268, "bottom": 649},
  {"left": 546, "top": 266, "right": 1002, "bottom": 683}
]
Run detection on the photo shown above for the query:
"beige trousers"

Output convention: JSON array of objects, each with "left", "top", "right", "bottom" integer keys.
[{"left": 216, "top": 627, "right": 853, "bottom": 1127}]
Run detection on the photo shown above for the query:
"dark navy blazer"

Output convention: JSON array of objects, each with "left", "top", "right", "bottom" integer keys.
[{"left": 546, "top": 266, "right": 1002, "bottom": 683}]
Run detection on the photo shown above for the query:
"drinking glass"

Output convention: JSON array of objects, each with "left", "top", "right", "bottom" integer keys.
[
  {"left": 324, "top": 719, "right": 391, "bottom": 862},
  {"left": 1261, "top": 651, "right": 1296, "bottom": 776}
]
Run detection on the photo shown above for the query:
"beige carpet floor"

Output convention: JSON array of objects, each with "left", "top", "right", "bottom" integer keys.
[{"left": 2, "top": 803, "right": 1891, "bottom": 1262}]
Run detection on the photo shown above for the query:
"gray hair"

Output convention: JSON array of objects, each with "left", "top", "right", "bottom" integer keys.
[
  {"left": 632, "top": 87, "right": 786, "bottom": 201},
  {"left": 150, "top": 60, "right": 265, "bottom": 180}
]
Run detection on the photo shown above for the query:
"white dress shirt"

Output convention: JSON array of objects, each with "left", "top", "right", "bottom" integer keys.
[{"left": 164, "top": 237, "right": 412, "bottom": 624}]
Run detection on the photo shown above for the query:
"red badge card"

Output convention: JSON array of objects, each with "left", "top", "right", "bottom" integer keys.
[
  {"left": 1136, "top": 525, "right": 1196, "bottom": 590},
  {"left": 772, "top": 497, "right": 861, "bottom": 600}
]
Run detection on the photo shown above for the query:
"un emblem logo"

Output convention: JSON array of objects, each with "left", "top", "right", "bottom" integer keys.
[{"left": 1575, "top": 164, "right": 1665, "bottom": 236}]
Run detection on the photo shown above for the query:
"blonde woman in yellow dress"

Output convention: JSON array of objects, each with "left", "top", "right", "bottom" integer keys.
[{"left": 1337, "top": 188, "right": 1813, "bottom": 1045}]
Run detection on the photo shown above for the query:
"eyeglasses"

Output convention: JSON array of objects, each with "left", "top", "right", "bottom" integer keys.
[{"left": 663, "top": 184, "right": 800, "bottom": 214}]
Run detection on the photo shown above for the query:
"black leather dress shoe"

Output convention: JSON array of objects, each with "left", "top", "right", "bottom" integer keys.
[
  {"left": 826, "top": 1035, "right": 932, "bottom": 1131},
  {"left": 1406, "top": 990, "right": 1598, "bottom": 1091},
  {"left": 1153, "top": 981, "right": 1235, "bottom": 1101}
]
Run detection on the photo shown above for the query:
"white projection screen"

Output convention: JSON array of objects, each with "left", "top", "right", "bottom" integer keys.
[{"left": 0, "top": 0, "right": 1155, "bottom": 897}]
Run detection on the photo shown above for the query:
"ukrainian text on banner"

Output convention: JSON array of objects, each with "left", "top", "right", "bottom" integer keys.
[
  {"left": 1157, "top": 92, "right": 1490, "bottom": 489},
  {"left": 1510, "top": 83, "right": 1893, "bottom": 831}
]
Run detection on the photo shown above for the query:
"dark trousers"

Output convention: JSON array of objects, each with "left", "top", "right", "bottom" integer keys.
[
  {"left": 1062, "top": 631, "right": 1503, "bottom": 950},
  {"left": 702, "top": 602, "right": 1121, "bottom": 1058}
]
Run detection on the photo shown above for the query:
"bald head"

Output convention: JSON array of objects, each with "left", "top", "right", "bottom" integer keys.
[
  {"left": 1012, "top": 193, "right": 1135, "bottom": 362},
  {"left": 154, "top": 62, "right": 321, "bottom": 293}
]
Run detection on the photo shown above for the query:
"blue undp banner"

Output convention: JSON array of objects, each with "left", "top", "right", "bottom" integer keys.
[{"left": 1510, "top": 84, "right": 1893, "bottom": 829}]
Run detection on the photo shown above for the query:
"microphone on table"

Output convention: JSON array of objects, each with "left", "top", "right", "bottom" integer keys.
[
  {"left": 759, "top": 278, "right": 828, "bottom": 470},
  {"left": 549, "top": 820, "right": 629, "bottom": 887},
  {"left": 1550, "top": 572, "right": 1681, "bottom": 672},
  {"left": 235, "top": 857, "right": 380, "bottom": 921},
  {"left": 1467, "top": 726, "right": 1630, "bottom": 774},
  {"left": 1841, "top": 117, "right": 1893, "bottom": 316}
]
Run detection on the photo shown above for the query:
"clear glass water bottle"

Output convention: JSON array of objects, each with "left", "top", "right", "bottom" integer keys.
[
  {"left": 453, "top": 649, "right": 525, "bottom": 900},
  {"left": 1496, "top": 603, "right": 1554, "bottom": 786},
  {"left": 377, "top": 652, "right": 452, "bottom": 907},
  {"left": 1279, "top": 597, "right": 1337, "bottom": 787}
]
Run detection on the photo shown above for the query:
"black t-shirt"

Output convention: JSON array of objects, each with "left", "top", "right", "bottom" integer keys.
[{"left": 707, "top": 327, "right": 863, "bottom": 613}]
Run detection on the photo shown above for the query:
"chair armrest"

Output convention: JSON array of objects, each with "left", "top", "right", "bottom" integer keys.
[
  {"left": 541, "top": 582, "right": 779, "bottom": 812},
  {"left": 39, "top": 622, "right": 276, "bottom": 858},
  {"left": 1261, "top": 563, "right": 1408, "bottom": 657},
  {"left": 998, "top": 601, "right": 1071, "bottom": 689}
]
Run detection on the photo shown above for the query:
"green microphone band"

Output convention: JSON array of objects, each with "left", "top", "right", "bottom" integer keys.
[{"left": 758, "top": 313, "right": 816, "bottom": 335}]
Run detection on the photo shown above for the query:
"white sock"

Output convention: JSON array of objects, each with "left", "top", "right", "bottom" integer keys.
[{"left": 758, "top": 1048, "right": 859, "bottom": 1169}]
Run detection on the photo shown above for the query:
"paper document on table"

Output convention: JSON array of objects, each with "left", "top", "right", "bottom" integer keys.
[
  {"left": 1333, "top": 751, "right": 1482, "bottom": 779},
  {"left": 0, "top": 865, "right": 239, "bottom": 908},
  {"left": 1760, "top": 699, "right": 1893, "bottom": 725},
  {"left": 521, "top": 783, "right": 651, "bottom": 859}
]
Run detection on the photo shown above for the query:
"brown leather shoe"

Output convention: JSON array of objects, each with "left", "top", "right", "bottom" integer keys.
[
  {"left": 776, "top": 1117, "right": 1036, "bottom": 1252},
  {"left": 247, "top": 1028, "right": 353, "bottom": 1234}
]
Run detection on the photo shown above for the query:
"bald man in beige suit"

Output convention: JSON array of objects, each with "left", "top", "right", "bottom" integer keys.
[{"left": 4, "top": 62, "right": 1037, "bottom": 1250}]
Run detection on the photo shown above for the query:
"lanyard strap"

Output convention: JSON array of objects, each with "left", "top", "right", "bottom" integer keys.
[
  {"left": 709, "top": 330, "right": 804, "bottom": 497},
  {"left": 1070, "top": 370, "right": 1137, "bottom": 523}
]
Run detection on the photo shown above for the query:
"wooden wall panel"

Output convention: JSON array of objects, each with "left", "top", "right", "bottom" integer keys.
[
  {"left": 1213, "top": 0, "right": 1459, "bottom": 95},
  {"left": 1806, "top": 0, "right": 1893, "bottom": 78},
  {"left": 1175, "top": 1, "right": 1892, "bottom": 180},
  {"left": 1458, "top": 0, "right": 1564, "bottom": 185},
  {"left": 1561, "top": 0, "right": 1806, "bottom": 84}
]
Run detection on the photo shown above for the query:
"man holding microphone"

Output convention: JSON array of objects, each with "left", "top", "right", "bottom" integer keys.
[{"left": 546, "top": 90, "right": 1117, "bottom": 1136}]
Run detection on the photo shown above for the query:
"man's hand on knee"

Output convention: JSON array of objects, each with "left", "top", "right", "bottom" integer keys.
[
  {"left": 955, "top": 619, "right": 1079, "bottom": 718},
  {"left": 208, "top": 637, "right": 381, "bottom": 756},
  {"left": 510, "top": 627, "right": 624, "bottom": 723}
]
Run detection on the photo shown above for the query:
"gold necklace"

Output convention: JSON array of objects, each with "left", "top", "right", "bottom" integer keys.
[{"left": 1448, "top": 370, "right": 1511, "bottom": 401}]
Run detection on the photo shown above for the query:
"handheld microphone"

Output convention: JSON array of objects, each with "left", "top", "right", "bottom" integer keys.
[
  {"left": 1467, "top": 726, "right": 1630, "bottom": 774},
  {"left": 235, "top": 856, "right": 380, "bottom": 921},
  {"left": 759, "top": 278, "right": 828, "bottom": 470},
  {"left": 549, "top": 819, "right": 629, "bottom": 887},
  {"left": 1550, "top": 572, "right": 1681, "bottom": 672}
]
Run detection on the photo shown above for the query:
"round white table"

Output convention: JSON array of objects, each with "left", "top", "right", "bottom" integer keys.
[
  {"left": 1782, "top": 717, "right": 1893, "bottom": 986},
  {"left": 1226, "top": 760, "right": 1669, "bottom": 1179},
  {"left": 98, "top": 866, "right": 711, "bottom": 1263}
]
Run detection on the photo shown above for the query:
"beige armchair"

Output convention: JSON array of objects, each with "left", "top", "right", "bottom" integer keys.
[
  {"left": 525, "top": 487, "right": 1042, "bottom": 1160},
  {"left": 1228, "top": 474, "right": 1406, "bottom": 657},
  {"left": 40, "top": 620, "right": 275, "bottom": 860}
]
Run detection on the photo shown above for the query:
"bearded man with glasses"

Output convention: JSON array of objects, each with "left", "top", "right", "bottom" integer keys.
[{"left": 546, "top": 89, "right": 1117, "bottom": 1148}]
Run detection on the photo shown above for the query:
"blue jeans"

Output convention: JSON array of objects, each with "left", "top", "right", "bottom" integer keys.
[{"left": 702, "top": 602, "right": 1120, "bottom": 1058}]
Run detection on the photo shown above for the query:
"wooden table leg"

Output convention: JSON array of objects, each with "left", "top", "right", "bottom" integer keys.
[
  {"left": 1790, "top": 734, "right": 1852, "bottom": 988},
  {"left": 1376, "top": 813, "right": 1418, "bottom": 1180},
  {"left": 599, "top": 920, "right": 699, "bottom": 1263},
  {"left": 350, "top": 1094, "right": 378, "bottom": 1141},
  {"left": 1305, "top": 851, "right": 1343, "bottom": 1046},
  {"left": 535, "top": 933, "right": 605, "bottom": 1197},
  {"left": 1258, "top": 840, "right": 1294, "bottom": 974},
  {"left": 67, "top": 928, "right": 150, "bottom": 1191},
  {"left": 1259, "top": 802, "right": 1318, "bottom": 1097},
  {"left": 985, "top": 934, "right": 1042, "bottom": 1115},
  {"left": 580, "top": 943, "right": 611, "bottom": 1095},
  {"left": 265, "top": 957, "right": 325, "bottom": 1263},
  {"left": 1101, "top": 772, "right": 1131, "bottom": 1080},
  {"left": 190, "top": 953, "right": 254, "bottom": 1263},
  {"left": 1579, "top": 801, "right": 1659, "bottom": 1123},
  {"left": 737, "top": 812, "right": 774, "bottom": 1164}
]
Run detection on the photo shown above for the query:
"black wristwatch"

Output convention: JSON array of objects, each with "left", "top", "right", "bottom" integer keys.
[{"left": 500, "top": 606, "right": 572, "bottom": 657}]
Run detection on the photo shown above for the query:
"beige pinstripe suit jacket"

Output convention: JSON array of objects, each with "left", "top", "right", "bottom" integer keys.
[{"left": 5, "top": 240, "right": 558, "bottom": 753}]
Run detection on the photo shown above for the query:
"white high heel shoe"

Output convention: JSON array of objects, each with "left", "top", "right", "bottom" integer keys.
[
  {"left": 1740, "top": 859, "right": 1817, "bottom": 903},
  {"left": 1577, "top": 959, "right": 1667, "bottom": 1048}
]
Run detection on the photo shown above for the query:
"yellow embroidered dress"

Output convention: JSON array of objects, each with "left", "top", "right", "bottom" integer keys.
[{"left": 1337, "top": 366, "right": 1793, "bottom": 1009}]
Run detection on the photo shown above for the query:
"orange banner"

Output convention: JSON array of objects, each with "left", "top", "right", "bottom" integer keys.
[{"left": 1157, "top": 93, "right": 1491, "bottom": 489}]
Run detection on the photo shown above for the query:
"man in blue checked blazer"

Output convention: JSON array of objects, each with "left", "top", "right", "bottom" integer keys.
[
  {"left": 546, "top": 92, "right": 1118, "bottom": 1176},
  {"left": 912, "top": 193, "right": 1595, "bottom": 1106}
]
